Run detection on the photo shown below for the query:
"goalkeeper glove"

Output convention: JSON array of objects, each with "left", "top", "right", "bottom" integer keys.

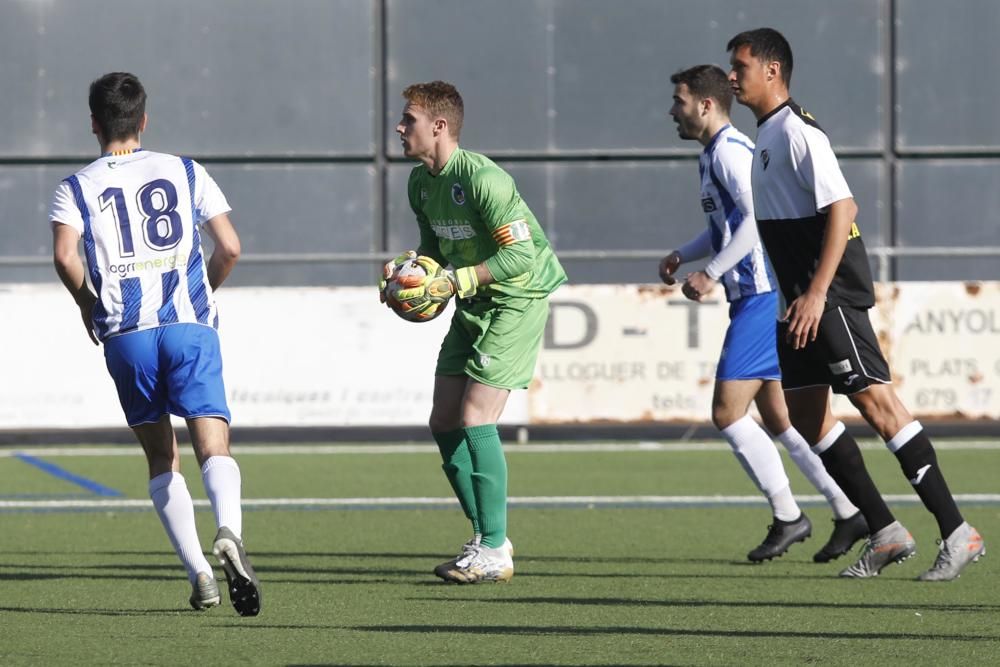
[
  {"left": 422, "top": 265, "right": 479, "bottom": 300},
  {"left": 386, "top": 256, "right": 481, "bottom": 307},
  {"left": 448, "top": 266, "right": 479, "bottom": 299},
  {"left": 378, "top": 250, "right": 417, "bottom": 303}
]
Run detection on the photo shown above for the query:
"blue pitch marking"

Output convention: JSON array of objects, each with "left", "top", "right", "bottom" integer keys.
[{"left": 14, "top": 453, "right": 123, "bottom": 497}]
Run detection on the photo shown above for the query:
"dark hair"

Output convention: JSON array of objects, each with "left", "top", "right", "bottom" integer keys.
[
  {"left": 726, "top": 28, "right": 793, "bottom": 86},
  {"left": 670, "top": 64, "right": 733, "bottom": 113},
  {"left": 402, "top": 81, "right": 464, "bottom": 139},
  {"left": 88, "top": 72, "right": 147, "bottom": 142}
]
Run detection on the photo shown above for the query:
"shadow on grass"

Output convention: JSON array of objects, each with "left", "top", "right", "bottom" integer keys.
[
  {"left": 0, "top": 571, "right": 179, "bottom": 582},
  {"left": 0, "top": 549, "right": 758, "bottom": 566},
  {"left": 0, "top": 569, "right": 431, "bottom": 584},
  {"left": 0, "top": 605, "right": 193, "bottom": 617},
  {"left": 344, "top": 623, "right": 999, "bottom": 643},
  {"left": 249, "top": 552, "right": 747, "bottom": 566},
  {"left": 0, "top": 557, "right": 890, "bottom": 584},
  {"left": 409, "top": 595, "right": 1000, "bottom": 613}
]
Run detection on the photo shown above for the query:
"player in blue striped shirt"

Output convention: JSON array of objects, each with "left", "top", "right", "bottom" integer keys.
[
  {"left": 50, "top": 72, "right": 259, "bottom": 615},
  {"left": 660, "top": 65, "right": 867, "bottom": 563}
]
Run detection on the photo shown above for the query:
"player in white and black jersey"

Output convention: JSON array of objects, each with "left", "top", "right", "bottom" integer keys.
[
  {"left": 660, "top": 64, "right": 866, "bottom": 564},
  {"left": 51, "top": 73, "right": 260, "bottom": 614},
  {"left": 727, "top": 28, "right": 984, "bottom": 581}
]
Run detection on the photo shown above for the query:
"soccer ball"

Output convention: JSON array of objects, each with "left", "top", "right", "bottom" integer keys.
[{"left": 384, "top": 256, "right": 451, "bottom": 323}]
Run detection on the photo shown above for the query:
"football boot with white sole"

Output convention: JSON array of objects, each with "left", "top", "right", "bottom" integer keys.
[
  {"left": 918, "top": 522, "right": 985, "bottom": 582},
  {"left": 212, "top": 526, "right": 261, "bottom": 616},
  {"left": 434, "top": 536, "right": 513, "bottom": 581},
  {"left": 441, "top": 544, "right": 514, "bottom": 584},
  {"left": 188, "top": 571, "right": 221, "bottom": 611},
  {"left": 839, "top": 520, "right": 916, "bottom": 578}
]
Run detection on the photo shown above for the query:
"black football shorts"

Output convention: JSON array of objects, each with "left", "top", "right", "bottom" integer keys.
[{"left": 777, "top": 305, "right": 891, "bottom": 395}]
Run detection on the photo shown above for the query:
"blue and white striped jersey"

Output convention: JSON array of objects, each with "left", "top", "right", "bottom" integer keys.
[
  {"left": 49, "top": 149, "right": 231, "bottom": 341},
  {"left": 698, "top": 124, "right": 776, "bottom": 302}
]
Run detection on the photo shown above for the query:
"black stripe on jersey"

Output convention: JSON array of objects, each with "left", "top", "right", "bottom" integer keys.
[
  {"left": 787, "top": 100, "right": 824, "bottom": 132},
  {"left": 756, "top": 99, "right": 825, "bottom": 133},
  {"left": 757, "top": 214, "right": 875, "bottom": 309}
]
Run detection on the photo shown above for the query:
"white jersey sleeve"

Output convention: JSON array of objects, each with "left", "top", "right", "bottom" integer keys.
[
  {"left": 50, "top": 180, "right": 85, "bottom": 234},
  {"left": 790, "top": 123, "right": 852, "bottom": 212},
  {"left": 190, "top": 160, "right": 231, "bottom": 224}
]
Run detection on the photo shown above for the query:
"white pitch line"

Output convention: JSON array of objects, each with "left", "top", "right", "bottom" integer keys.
[
  {"left": 3, "top": 493, "right": 1000, "bottom": 511},
  {"left": 2, "top": 440, "right": 999, "bottom": 458},
  {"left": 0, "top": 443, "right": 727, "bottom": 457}
]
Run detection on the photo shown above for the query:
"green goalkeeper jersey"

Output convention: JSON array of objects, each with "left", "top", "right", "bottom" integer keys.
[{"left": 407, "top": 147, "right": 567, "bottom": 299}]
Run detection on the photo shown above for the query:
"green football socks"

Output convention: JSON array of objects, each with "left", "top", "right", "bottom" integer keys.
[
  {"left": 433, "top": 429, "right": 480, "bottom": 534},
  {"left": 464, "top": 423, "right": 508, "bottom": 548}
]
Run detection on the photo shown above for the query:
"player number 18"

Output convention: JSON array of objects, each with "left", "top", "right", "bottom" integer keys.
[{"left": 98, "top": 178, "right": 184, "bottom": 258}]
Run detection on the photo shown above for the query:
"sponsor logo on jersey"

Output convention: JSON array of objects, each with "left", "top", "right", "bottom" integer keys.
[
  {"left": 800, "top": 107, "right": 817, "bottom": 122},
  {"left": 431, "top": 220, "right": 476, "bottom": 240},
  {"left": 420, "top": 189, "right": 428, "bottom": 201},
  {"left": 107, "top": 161, "right": 118, "bottom": 169},
  {"left": 701, "top": 196, "right": 717, "bottom": 212},
  {"left": 761, "top": 149, "right": 770, "bottom": 170},
  {"left": 828, "top": 359, "right": 853, "bottom": 375},
  {"left": 451, "top": 183, "right": 466, "bottom": 206},
  {"left": 107, "top": 254, "right": 189, "bottom": 278},
  {"left": 479, "top": 353, "right": 491, "bottom": 367}
]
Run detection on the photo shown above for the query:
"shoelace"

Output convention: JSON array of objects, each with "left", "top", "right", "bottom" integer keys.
[
  {"left": 838, "top": 540, "right": 876, "bottom": 576},
  {"left": 762, "top": 523, "right": 788, "bottom": 546},
  {"left": 928, "top": 538, "right": 952, "bottom": 570},
  {"left": 455, "top": 549, "right": 492, "bottom": 572},
  {"left": 854, "top": 538, "right": 875, "bottom": 557},
  {"left": 455, "top": 547, "right": 480, "bottom": 568}
]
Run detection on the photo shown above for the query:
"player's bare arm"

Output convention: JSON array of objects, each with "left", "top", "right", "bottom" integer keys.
[
  {"left": 784, "top": 197, "right": 857, "bottom": 349},
  {"left": 659, "top": 250, "right": 682, "bottom": 284},
  {"left": 52, "top": 222, "right": 98, "bottom": 345},
  {"left": 202, "top": 213, "right": 241, "bottom": 290},
  {"left": 682, "top": 270, "right": 716, "bottom": 302},
  {"left": 679, "top": 188, "right": 757, "bottom": 301},
  {"left": 441, "top": 255, "right": 499, "bottom": 300},
  {"left": 468, "top": 262, "right": 496, "bottom": 287}
]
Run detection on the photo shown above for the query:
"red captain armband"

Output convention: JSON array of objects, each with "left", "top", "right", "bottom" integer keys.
[{"left": 491, "top": 219, "right": 532, "bottom": 247}]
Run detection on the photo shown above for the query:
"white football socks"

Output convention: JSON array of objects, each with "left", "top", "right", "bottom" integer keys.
[
  {"left": 201, "top": 455, "right": 243, "bottom": 539},
  {"left": 776, "top": 427, "right": 859, "bottom": 520},
  {"left": 148, "top": 472, "right": 213, "bottom": 583},
  {"left": 721, "top": 415, "right": 800, "bottom": 521},
  {"left": 885, "top": 420, "right": 923, "bottom": 453}
]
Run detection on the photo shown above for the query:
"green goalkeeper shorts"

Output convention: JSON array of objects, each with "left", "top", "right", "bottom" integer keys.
[{"left": 436, "top": 294, "right": 550, "bottom": 390}]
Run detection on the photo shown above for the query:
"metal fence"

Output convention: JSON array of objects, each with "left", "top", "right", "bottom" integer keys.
[{"left": 2, "top": 0, "right": 998, "bottom": 286}]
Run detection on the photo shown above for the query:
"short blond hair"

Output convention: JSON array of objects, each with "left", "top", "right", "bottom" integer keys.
[{"left": 402, "top": 81, "right": 464, "bottom": 139}]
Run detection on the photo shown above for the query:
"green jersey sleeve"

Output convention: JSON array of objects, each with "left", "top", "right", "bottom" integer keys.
[{"left": 469, "top": 166, "right": 536, "bottom": 281}]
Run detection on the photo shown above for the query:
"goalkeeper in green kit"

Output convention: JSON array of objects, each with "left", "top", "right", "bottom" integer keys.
[{"left": 384, "top": 81, "right": 567, "bottom": 583}]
